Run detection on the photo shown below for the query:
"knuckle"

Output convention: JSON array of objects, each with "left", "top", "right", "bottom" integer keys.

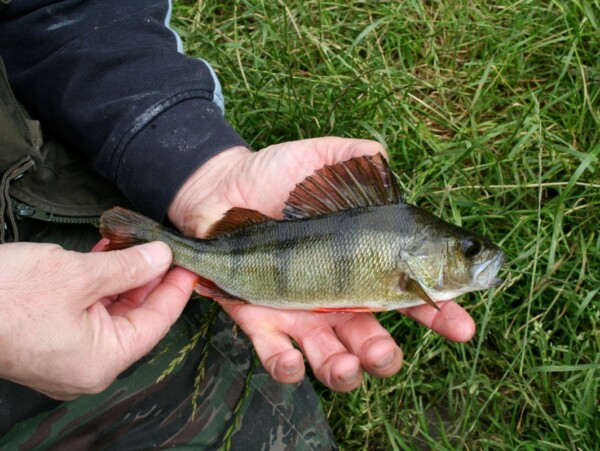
[
  {"left": 46, "top": 247, "right": 92, "bottom": 291},
  {"left": 76, "top": 263, "right": 99, "bottom": 289},
  {"left": 112, "top": 250, "right": 144, "bottom": 282},
  {"left": 73, "top": 366, "right": 115, "bottom": 394},
  {"left": 84, "top": 379, "right": 112, "bottom": 395}
]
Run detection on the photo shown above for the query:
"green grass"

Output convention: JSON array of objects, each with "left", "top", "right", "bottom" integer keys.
[{"left": 172, "top": 1, "right": 599, "bottom": 449}]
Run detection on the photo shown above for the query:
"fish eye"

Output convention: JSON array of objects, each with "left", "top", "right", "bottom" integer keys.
[{"left": 461, "top": 237, "right": 482, "bottom": 258}]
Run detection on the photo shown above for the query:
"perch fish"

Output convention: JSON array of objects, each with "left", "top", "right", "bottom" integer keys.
[{"left": 99, "top": 153, "right": 505, "bottom": 312}]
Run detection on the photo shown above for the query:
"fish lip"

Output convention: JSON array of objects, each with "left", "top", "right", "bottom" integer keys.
[
  {"left": 489, "top": 276, "right": 503, "bottom": 287},
  {"left": 473, "top": 251, "right": 505, "bottom": 288}
]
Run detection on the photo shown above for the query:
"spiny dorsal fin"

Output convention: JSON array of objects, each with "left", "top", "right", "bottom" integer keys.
[
  {"left": 283, "top": 153, "right": 403, "bottom": 220},
  {"left": 206, "top": 207, "right": 272, "bottom": 239}
]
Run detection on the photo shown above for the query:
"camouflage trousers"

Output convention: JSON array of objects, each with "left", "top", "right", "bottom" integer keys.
[{"left": 0, "top": 220, "right": 336, "bottom": 450}]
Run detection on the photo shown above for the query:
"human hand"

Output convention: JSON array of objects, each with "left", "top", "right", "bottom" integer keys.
[
  {"left": 0, "top": 240, "right": 197, "bottom": 400},
  {"left": 168, "top": 137, "right": 475, "bottom": 391}
]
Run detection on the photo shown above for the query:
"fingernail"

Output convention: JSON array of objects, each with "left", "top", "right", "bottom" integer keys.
[
  {"left": 139, "top": 242, "right": 171, "bottom": 267},
  {"left": 340, "top": 369, "right": 360, "bottom": 383},
  {"left": 374, "top": 353, "right": 394, "bottom": 370},
  {"left": 284, "top": 361, "right": 300, "bottom": 375},
  {"left": 443, "top": 303, "right": 459, "bottom": 322}
]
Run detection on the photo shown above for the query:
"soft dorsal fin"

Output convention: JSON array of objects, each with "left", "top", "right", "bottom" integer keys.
[
  {"left": 283, "top": 153, "right": 403, "bottom": 220},
  {"left": 206, "top": 207, "right": 272, "bottom": 239}
]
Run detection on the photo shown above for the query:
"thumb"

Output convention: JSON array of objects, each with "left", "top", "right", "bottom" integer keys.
[
  {"left": 311, "top": 136, "right": 388, "bottom": 164},
  {"left": 81, "top": 242, "right": 173, "bottom": 299},
  {"left": 109, "top": 266, "right": 198, "bottom": 367}
]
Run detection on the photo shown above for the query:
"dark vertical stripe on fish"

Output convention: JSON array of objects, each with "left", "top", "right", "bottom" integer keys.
[
  {"left": 273, "top": 237, "right": 294, "bottom": 297},
  {"left": 284, "top": 234, "right": 320, "bottom": 299},
  {"left": 332, "top": 213, "right": 360, "bottom": 296},
  {"left": 227, "top": 230, "right": 250, "bottom": 282}
]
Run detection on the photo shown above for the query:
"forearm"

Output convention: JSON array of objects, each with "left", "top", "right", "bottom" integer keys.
[{"left": 0, "top": 0, "right": 247, "bottom": 220}]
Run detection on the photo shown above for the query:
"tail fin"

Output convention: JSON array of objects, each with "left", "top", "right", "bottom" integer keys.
[{"left": 99, "top": 207, "right": 160, "bottom": 251}]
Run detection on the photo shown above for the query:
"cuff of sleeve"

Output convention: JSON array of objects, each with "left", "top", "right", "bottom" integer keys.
[{"left": 115, "top": 98, "right": 248, "bottom": 222}]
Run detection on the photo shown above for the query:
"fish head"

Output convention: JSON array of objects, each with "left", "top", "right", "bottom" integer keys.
[{"left": 399, "top": 206, "right": 505, "bottom": 302}]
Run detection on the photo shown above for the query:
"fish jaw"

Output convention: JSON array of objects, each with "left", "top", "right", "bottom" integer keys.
[
  {"left": 395, "top": 241, "right": 506, "bottom": 304},
  {"left": 425, "top": 249, "right": 505, "bottom": 301},
  {"left": 472, "top": 250, "right": 505, "bottom": 289}
]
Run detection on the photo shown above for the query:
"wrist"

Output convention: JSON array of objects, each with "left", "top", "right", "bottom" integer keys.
[{"left": 167, "top": 146, "right": 252, "bottom": 236}]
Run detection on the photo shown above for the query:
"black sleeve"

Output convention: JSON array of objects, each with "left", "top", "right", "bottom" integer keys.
[{"left": 0, "top": 0, "right": 248, "bottom": 221}]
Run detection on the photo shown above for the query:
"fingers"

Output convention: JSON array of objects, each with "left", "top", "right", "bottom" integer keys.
[
  {"left": 227, "top": 305, "right": 363, "bottom": 390},
  {"left": 225, "top": 302, "right": 474, "bottom": 393},
  {"left": 105, "top": 274, "right": 165, "bottom": 316},
  {"left": 267, "top": 348, "right": 305, "bottom": 384},
  {"left": 90, "top": 238, "right": 109, "bottom": 252},
  {"left": 231, "top": 303, "right": 474, "bottom": 393},
  {"left": 332, "top": 313, "right": 403, "bottom": 378},
  {"left": 400, "top": 301, "right": 476, "bottom": 342},
  {"left": 294, "top": 317, "right": 363, "bottom": 391},
  {"left": 289, "top": 312, "right": 403, "bottom": 390},
  {"left": 311, "top": 136, "right": 389, "bottom": 164},
  {"left": 110, "top": 267, "right": 198, "bottom": 366},
  {"left": 226, "top": 305, "right": 403, "bottom": 392},
  {"left": 80, "top": 242, "right": 173, "bottom": 300},
  {"left": 253, "top": 334, "right": 306, "bottom": 385},
  {"left": 222, "top": 305, "right": 306, "bottom": 384}
]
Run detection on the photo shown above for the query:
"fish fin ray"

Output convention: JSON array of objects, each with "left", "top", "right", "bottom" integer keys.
[
  {"left": 397, "top": 273, "right": 440, "bottom": 311},
  {"left": 100, "top": 207, "right": 157, "bottom": 250},
  {"left": 283, "top": 153, "right": 403, "bottom": 220},
  {"left": 206, "top": 207, "right": 272, "bottom": 238},
  {"left": 194, "top": 277, "right": 249, "bottom": 304}
]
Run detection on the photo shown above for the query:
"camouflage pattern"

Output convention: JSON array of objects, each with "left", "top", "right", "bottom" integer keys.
[{"left": 0, "top": 220, "right": 336, "bottom": 450}]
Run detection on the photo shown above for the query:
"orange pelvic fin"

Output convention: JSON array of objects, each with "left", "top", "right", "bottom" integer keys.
[{"left": 194, "top": 277, "right": 248, "bottom": 305}]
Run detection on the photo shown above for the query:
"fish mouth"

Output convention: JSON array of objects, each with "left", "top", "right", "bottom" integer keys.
[{"left": 472, "top": 251, "right": 505, "bottom": 288}]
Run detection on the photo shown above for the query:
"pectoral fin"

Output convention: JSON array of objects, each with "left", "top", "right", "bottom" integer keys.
[{"left": 398, "top": 273, "right": 440, "bottom": 311}]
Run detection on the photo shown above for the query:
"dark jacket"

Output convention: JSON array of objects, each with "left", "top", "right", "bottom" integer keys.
[{"left": 0, "top": 0, "right": 247, "bottom": 221}]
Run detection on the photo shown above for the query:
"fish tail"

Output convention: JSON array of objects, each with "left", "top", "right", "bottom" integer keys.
[{"left": 100, "top": 207, "right": 161, "bottom": 251}]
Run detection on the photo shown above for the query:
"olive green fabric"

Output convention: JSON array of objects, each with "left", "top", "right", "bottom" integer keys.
[
  {"left": 0, "top": 58, "right": 41, "bottom": 174},
  {"left": 0, "top": 57, "right": 130, "bottom": 225}
]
